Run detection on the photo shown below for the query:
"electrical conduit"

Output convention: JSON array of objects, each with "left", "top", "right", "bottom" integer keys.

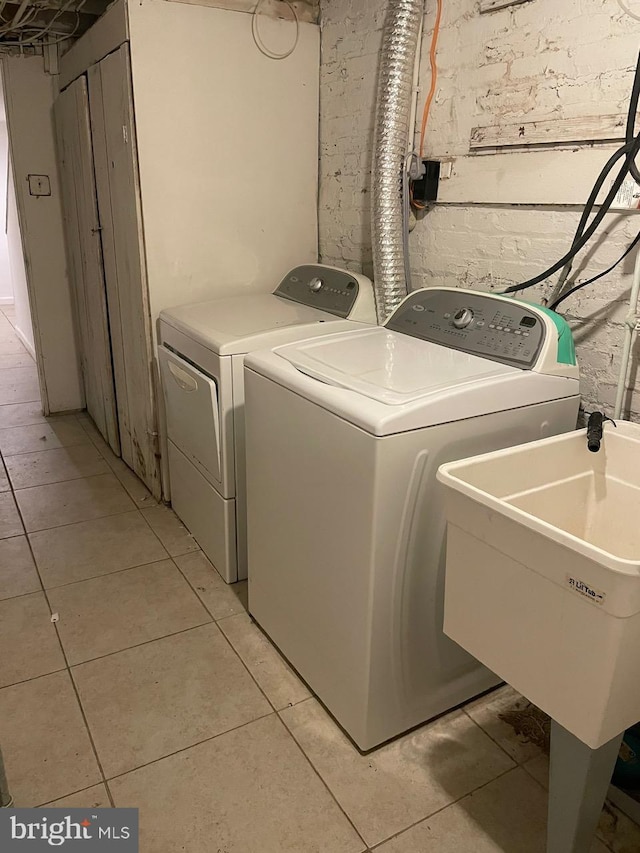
[{"left": 614, "top": 245, "right": 640, "bottom": 419}]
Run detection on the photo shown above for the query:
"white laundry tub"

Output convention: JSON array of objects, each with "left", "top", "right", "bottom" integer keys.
[{"left": 437, "top": 421, "right": 640, "bottom": 749}]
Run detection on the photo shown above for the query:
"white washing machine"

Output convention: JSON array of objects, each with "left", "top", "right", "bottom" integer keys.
[
  {"left": 244, "top": 287, "right": 580, "bottom": 751},
  {"left": 158, "top": 265, "right": 375, "bottom": 584}
]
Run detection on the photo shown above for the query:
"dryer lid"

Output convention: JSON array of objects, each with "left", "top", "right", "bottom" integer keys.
[{"left": 277, "top": 327, "right": 518, "bottom": 405}]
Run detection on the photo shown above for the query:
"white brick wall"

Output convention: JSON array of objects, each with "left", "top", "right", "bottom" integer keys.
[{"left": 319, "top": 0, "right": 640, "bottom": 418}]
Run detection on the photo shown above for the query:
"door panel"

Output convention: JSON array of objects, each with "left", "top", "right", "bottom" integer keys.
[
  {"left": 88, "top": 44, "right": 161, "bottom": 497},
  {"left": 54, "top": 76, "right": 120, "bottom": 453},
  {"left": 158, "top": 345, "right": 222, "bottom": 486}
]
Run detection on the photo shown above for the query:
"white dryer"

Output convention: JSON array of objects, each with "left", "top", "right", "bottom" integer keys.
[
  {"left": 244, "top": 287, "right": 580, "bottom": 751},
  {"left": 158, "top": 265, "right": 375, "bottom": 584}
]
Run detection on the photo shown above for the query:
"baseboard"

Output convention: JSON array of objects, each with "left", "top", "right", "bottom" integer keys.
[
  {"left": 13, "top": 325, "right": 36, "bottom": 360},
  {"left": 0, "top": 297, "right": 14, "bottom": 306}
]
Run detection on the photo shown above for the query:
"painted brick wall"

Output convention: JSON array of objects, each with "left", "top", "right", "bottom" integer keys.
[{"left": 319, "top": 0, "right": 640, "bottom": 418}]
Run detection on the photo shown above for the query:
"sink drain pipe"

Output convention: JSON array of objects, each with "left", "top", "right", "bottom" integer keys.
[{"left": 371, "top": 0, "right": 424, "bottom": 324}]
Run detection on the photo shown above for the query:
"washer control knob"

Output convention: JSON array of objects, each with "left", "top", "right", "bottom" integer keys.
[
  {"left": 308, "top": 277, "right": 324, "bottom": 292},
  {"left": 452, "top": 307, "right": 474, "bottom": 329}
]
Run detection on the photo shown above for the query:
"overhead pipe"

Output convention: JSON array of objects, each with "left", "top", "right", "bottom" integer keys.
[{"left": 371, "top": 0, "right": 424, "bottom": 323}]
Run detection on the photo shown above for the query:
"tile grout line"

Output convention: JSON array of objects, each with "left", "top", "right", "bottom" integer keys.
[
  {"left": 168, "top": 556, "right": 314, "bottom": 720},
  {"left": 5, "top": 466, "right": 117, "bottom": 494},
  {"left": 1, "top": 439, "right": 99, "bottom": 461},
  {"left": 11, "top": 469, "right": 135, "bottom": 496},
  {"left": 33, "top": 554, "right": 173, "bottom": 597},
  {"left": 461, "top": 707, "right": 524, "bottom": 767},
  {"left": 135, "top": 502, "right": 200, "bottom": 561},
  {"left": 15, "top": 507, "right": 140, "bottom": 537},
  {"left": 35, "top": 780, "right": 111, "bottom": 809},
  {"left": 0, "top": 665, "right": 68, "bottom": 692},
  {"left": 169, "top": 555, "right": 282, "bottom": 714},
  {"left": 5, "top": 455, "right": 117, "bottom": 808},
  {"left": 165, "top": 553, "right": 368, "bottom": 839},
  {"left": 521, "top": 756, "right": 550, "bottom": 793},
  {"left": 75, "top": 414, "right": 159, "bottom": 510},
  {"left": 276, "top": 707, "right": 370, "bottom": 851},
  {"left": 366, "top": 764, "right": 519, "bottom": 851},
  {"left": 67, "top": 616, "right": 215, "bottom": 670},
  {"left": 103, "top": 710, "right": 277, "bottom": 786},
  {"left": 24, "top": 506, "right": 147, "bottom": 537}
]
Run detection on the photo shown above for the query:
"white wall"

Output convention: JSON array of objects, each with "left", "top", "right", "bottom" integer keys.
[
  {"left": 319, "top": 0, "right": 640, "bottom": 419},
  {"left": 3, "top": 55, "right": 83, "bottom": 413},
  {"left": 0, "top": 118, "right": 13, "bottom": 305},
  {"left": 128, "top": 0, "right": 319, "bottom": 325},
  {"left": 6, "top": 163, "right": 33, "bottom": 353}
]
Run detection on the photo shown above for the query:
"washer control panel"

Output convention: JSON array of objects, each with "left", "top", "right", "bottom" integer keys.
[
  {"left": 386, "top": 288, "right": 547, "bottom": 369},
  {"left": 275, "top": 265, "right": 360, "bottom": 318}
]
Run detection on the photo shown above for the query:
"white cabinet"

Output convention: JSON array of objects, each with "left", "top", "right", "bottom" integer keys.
[{"left": 54, "top": 0, "right": 320, "bottom": 498}]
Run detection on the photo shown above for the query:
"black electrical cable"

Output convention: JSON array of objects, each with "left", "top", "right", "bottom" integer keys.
[
  {"left": 550, "top": 61, "right": 640, "bottom": 297},
  {"left": 561, "top": 53, "right": 640, "bottom": 275},
  {"left": 548, "top": 228, "right": 640, "bottom": 310},
  {"left": 502, "top": 131, "right": 640, "bottom": 294},
  {"left": 627, "top": 52, "right": 640, "bottom": 184},
  {"left": 501, "top": 51, "right": 640, "bottom": 297},
  {"left": 569, "top": 145, "right": 630, "bottom": 254}
]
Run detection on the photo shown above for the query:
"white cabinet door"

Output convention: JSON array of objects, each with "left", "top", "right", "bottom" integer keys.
[
  {"left": 158, "top": 345, "right": 222, "bottom": 487},
  {"left": 54, "top": 76, "right": 120, "bottom": 453},
  {"left": 88, "top": 44, "right": 161, "bottom": 497}
]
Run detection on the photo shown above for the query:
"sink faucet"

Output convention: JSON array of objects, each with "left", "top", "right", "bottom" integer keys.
[{"left": 586, "top": 411, "right": 615, "bottom": 452}]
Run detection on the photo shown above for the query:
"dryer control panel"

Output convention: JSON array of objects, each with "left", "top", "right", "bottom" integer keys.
[
  {"left": 275, "top": 265, "right": 361, "bottom": 319},
  {"left": 386, "top": 288, "right": 547, "bottom": 370}
]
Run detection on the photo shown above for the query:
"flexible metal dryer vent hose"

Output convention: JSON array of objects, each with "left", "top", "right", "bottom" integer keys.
[{"left": 372, "top": 0, "right": 424, "bottom": 324}]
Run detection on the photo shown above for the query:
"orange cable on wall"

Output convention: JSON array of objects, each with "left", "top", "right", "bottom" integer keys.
[{"left": 419, "top": 0, "right": 443, "bottom": 159}]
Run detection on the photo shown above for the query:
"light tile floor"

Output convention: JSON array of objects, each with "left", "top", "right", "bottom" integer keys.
[{"left": 0, "top": 304, "right": 638, "bottom": 851}]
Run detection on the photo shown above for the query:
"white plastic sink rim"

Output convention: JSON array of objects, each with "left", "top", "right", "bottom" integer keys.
[{"left": 437, "top": 424, "right": 640, "bottom": 576}]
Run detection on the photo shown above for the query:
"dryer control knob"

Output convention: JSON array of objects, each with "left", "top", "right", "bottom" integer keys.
[
  {"left": 452, "top": 307, "right": 474, "bottom": 329},
  {"left": 308, "top": 277, "right": 324, "bottom": 292}
]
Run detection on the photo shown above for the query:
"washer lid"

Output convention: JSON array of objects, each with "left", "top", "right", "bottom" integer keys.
[
  {"left": 160, "top": 293, "right": 343, "bottom": 355},
  {"left": 278, "top": 327, "right": 517, "bottom": 405},
  {"left": 251, "top": 326, "right": 579, "bottom": 435}
]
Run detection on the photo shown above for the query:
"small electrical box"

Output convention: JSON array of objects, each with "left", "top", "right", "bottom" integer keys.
[
  {"left": 27, "top": 175, "right": 51, "bottom": 197},
  {"left": 411, "top": 160, "right": 440, "bottom": 204}
]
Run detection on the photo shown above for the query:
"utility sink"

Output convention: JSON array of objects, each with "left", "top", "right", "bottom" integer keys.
[{"left": 437, "top": 421, "right": 640, "bottom": 749}]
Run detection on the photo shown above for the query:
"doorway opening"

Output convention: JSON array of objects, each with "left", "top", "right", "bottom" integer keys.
[{"left": 0, "top": 67, "right": 41, "bottom": 417}]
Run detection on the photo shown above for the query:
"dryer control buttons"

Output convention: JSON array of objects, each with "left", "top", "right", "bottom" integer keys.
[
  {"left": 452, "top": 308, "right": 474, "bottom": 329},
  {"left": 275, "top": 265, "right": 361, "bottom": 318}
]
